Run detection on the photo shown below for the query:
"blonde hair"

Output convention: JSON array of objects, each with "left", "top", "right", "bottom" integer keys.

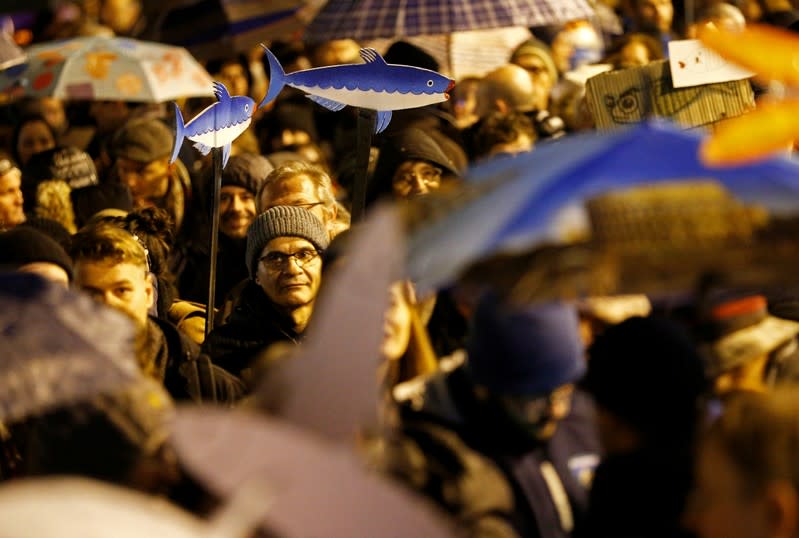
[
  {"left": 70, "top": 222, "right": 148, "bottom": 270},
  {"left": 35, "top": 180, "right": 77, "bottom": 234},
  {"left": 705, "top": 389, "right": 799, "bottom": 495},
  {"left": 385, "top": 283, "right": 438, "bottom": 387}
]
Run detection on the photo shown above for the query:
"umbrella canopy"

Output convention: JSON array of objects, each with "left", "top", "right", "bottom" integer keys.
[
  {"left": 0, "top": 36, "right": 214, "bottom": 102},
  {"left": 0, "top": 477, "right": 212, "bottom": 538},
  {"left": 171, "top": 407, "right": 458, "bottom": 538},
  {"left": 364, "top": 26, "right": 533, "bottom": 80},
  {"left": 156, "top": 0, "right": 325, "bottom": 61},
  {"left": 405, "top": 120, "right": 799, "bottom": 296},
  {"left": 306, "top": 0, "right": 594, "bottom": 43},
  {"left": 0, "top": 273, "right": 140, "bottom": 424}
]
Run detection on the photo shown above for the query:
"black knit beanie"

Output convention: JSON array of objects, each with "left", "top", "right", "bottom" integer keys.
[
  {"left": 221, "top": 153, "right": 274, "bottom": 195},
  {"left": 0, "top": 226, "right": 74, "bottom": 280},
  {"left": 245, "top": 205, "right": 330, "bottom": 279}
]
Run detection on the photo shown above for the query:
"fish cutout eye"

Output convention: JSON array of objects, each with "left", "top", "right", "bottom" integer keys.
[
  {"left": 244, "top": 104, "right": 250, "bottom": 112},
  {"left": 427, "top": 80, "right": 434, "bottom": 87}
]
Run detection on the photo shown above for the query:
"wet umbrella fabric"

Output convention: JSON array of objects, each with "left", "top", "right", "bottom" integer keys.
[{"left": 0, "top": 273, "right": 140, "bottom": 424}]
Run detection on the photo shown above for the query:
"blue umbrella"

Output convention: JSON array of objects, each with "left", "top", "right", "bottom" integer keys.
[{"left": 407, "top": 120, "right": 799, "bottom": 295}]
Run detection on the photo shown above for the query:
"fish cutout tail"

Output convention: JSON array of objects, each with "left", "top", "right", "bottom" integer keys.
[
  {"left": 171, "top": 102, "right": 186, "bottom": 164},
  {"left": 259, "top": 45, "right": 286, "bottom": 109}
]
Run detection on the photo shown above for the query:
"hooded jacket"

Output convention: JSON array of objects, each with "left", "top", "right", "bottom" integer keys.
[{"left": 384, "top": 366, "right": 600, "bottom": 538}]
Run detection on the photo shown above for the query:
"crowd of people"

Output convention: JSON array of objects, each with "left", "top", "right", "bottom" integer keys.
[{"left": 1, "top": 0, "right": 799, "bottom": 535}]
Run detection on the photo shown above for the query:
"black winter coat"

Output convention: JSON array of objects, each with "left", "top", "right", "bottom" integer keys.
[{"left": 202, "top": 280, "right": 301, "bottom": 380}]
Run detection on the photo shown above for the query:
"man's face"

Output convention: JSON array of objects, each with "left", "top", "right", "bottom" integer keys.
[
  {"left": 259, "top": 175, "right": 331, "bottom": 227},
  {"left": 514, "top": 54, "right": 554, "bottom": 111},
  {"left": 392, "top": 160, "right": 443, "bottom": 198},
  {"left": 39, "top": 98, "right": 67, "bottom": 135},
  {"left": 254, "top": 237, "right": 322, "bottom": 309},
  {"left": 636, "top": 0, "right": 674, "bottom": 34},
  {"left": 0, "top": 168, "right": 25, "bottom": 229},
  {"left": 116, "top": 157, "right": 171, "bottom": 207},
  {"left": 219, "top": 185, "right": 256, "bottom": 239},
  {"left": 74, "top": 259, "right": 153, "bottom": 327},
  {"left": 498, "top": 384, "right": 575, "bottom": 440}
]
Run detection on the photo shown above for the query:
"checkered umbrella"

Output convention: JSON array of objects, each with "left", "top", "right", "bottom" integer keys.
[{"left": 305, "top": 0, "right": 595, "bottom": 43}]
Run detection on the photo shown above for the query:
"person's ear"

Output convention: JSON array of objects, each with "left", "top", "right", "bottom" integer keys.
[
  {"left": 764, "top": 480, "right": 799, "bottom": 538},
  {"left": 143, "top": 272, "right": 155, "bottom": 314}
]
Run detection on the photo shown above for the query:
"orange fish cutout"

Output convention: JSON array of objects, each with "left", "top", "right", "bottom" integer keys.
[{"left": 699, "top": 24, "right": 799, "bottom": 166}]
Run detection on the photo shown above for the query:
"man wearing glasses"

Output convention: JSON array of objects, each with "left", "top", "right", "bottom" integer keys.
[
  {"left": 204, "top": 205, "right": 329, "bottom": 382},
  {"left": 257, "top": 161, "right": 348, "bottom": 240}
]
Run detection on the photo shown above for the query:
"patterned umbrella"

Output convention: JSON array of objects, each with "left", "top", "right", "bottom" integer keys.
[
  {"left": 306, "top": 0, "right": 594, "bottom": 43},
  {"left": 0, "top": 274, "right": 140, "bottom": 424},
  {"left": 0, "top": 36, "right": 214, "bottom": 102},
  {"left": 364, "top": 26, "right": 533, "bottom": 80}
]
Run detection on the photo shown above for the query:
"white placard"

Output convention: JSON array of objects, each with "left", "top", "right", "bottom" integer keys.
[{"left": 668, "top": 39, "right": 754, "bottom": 88}]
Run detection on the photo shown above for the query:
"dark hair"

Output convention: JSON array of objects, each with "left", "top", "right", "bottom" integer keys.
[
  {"left": 473, "top": 111, "right": 536, "bottom": 160},
  {"left": 11, "top": 114, "right": 57, "bottom": 165},
  {"left": 603, "top": 33, "right": 664, "bottom": 70}
]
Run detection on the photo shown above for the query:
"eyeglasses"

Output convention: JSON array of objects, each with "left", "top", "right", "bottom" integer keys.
[
  {"left": 394, "top": 165, "right": 442, "bottom": 190},
  {"left": 293, "top": 201, "right": 325, "bottom": 211},
  {"left": 259, "top": 249, "right": 320, "bottom": 271}
]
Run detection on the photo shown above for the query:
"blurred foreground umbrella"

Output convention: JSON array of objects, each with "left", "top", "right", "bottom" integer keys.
[
  {"left": 156, "top": 0, "right": 326, "bottom": 61},
  {"left": 0, "top": 273, "right": 140, "bottom": 424},
  {"left": 306, "top": 0, "right": 594, "bottom": 43},
  {"left": 0, "top": 17, "right": 26, "bottom": 72},
  {"left": 404, "top": 121, "right": 799, "bottom": 298},
  {"left": 172, "top": 407, "right": 457, "bottom": 538},
  {"left": 364, "top": 26, "right": 533, "bottom": 80},
  {"left": 256, "top": 204, "right": 404, "bottom": 441},
  {"left": 0, "top": 477, "right": 211, "bottom": 538},
  {"left": 0, "top": 36, "right": 214, "bottom": 102}
]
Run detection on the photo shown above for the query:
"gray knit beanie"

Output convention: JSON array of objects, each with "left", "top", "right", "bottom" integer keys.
[{"left": 246, "top": 205, "right": 330, "bottom": 279}]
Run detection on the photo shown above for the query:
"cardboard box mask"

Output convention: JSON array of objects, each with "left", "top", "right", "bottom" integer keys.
[{"left": 585, "top": 60, "right": 754, "bottom": 130}]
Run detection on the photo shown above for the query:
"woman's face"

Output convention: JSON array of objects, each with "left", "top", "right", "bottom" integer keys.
[
  {"left": 687, "top": 439, "right": 769, "bottom": 538},
  {"left": 381, "top": 282, "right": 414, "bottom": 362},
  {"left": 17, "top": 120, "right": 55, "bottom": 165}
]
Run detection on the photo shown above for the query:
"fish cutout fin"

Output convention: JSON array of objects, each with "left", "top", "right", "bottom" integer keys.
[
  {"left": 360, "top": 48, "right": 387, "bottom": 65},
  {"left": 222, "top": 143, "right": 232, "bottom": 168},
  {"left": 213, "top": 81, "right": 231, "bottom": 102},
  {"left": 375, "top": 110, "right": 392, "bottom": 134},
  {"left": 306, "top": 94, "right": 347, "bottom": 112},
  {"left": 193, "top": 141, "right": 213, "bottom": 155},
  {"left": 171, "top": 102, "right": 185, "bottom": 164}
]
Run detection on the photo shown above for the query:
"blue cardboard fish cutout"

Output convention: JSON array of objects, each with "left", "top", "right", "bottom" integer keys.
[
  {"left": 259, "top": 46, "right": 454, "bottom": 134},
  {"left": 171, "top": 81, "right": 254, "bottom": 168}
]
